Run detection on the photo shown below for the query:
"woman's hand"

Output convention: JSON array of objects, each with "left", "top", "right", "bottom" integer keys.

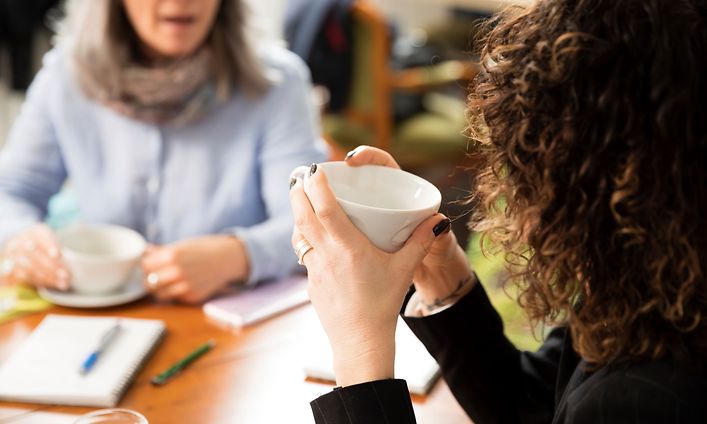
[
  {"left": 0, "top": 224, "right": 71, "bottom": 290},
  {"left": 345, "top": 146, "right": 476, "bottom": 312},
  {"left": 141, "top": 235, "right": 249, "bottom": 304},
  {"left": 290, "top": 163, "right": 449, "bottom": 387}
]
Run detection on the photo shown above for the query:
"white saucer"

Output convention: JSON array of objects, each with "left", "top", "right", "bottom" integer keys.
[{"left": 38, "top": 271, "right": 146, "bottom": 308}]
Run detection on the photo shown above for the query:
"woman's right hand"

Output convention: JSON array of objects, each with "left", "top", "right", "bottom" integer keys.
[
  {"left": 344, "top": 146, "right": 476, "bottom": 311},
  {"left": 1, "top": 224, "right": 71, "bottom": 290}
]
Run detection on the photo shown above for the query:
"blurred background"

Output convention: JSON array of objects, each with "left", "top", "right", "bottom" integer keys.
[{"left": 0, "top": 0, "right": 537, "bottom": 348}]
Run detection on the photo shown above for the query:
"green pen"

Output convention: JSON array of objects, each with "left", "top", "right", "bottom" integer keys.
[{"left": 151, "top": 340, "right": 215, "bottom": 385}]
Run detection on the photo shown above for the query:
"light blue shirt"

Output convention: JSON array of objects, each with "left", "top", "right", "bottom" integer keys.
[{"left": 0, "top": 46, "right": 326, "bottom": 284}]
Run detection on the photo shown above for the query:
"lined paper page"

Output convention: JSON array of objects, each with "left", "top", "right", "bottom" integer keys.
[
  {"left": 0, "top": 315, "right": 165, "bottom": 407},
  {"left": 303, "top": 317, "right": 441, "bottom": 395}
]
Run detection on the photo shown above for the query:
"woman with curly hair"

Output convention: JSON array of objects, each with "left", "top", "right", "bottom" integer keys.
[{"left": 290, "top": 0, "right": 707, "bottom": 422}]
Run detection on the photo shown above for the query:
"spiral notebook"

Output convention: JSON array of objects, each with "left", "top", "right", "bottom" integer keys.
[
  {"left": 0, "top": 315, "right": 165, "bottom": 407},
  {"left": 303, "top": 318, "right": 441, "bottom": 395}
]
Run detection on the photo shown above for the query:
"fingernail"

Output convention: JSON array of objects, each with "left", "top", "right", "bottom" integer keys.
[
  {"left": 57, "top": 269, "right": 69, "bottom": 280},
  {"left": 58, "top": 279, "right": 70, "bottom": 290},
  {"left": 309, "top": 163, "right": 318, "bottom": 176},
  {"left": 344, "top": 149, "right": 357, "bottom": 161},
  {"left": 289, "top": 177, "right": 297, "bottom": 190},
  {"left": 433, "top": 219, "right": 451, "bottom": 237},
  {"left": 48, "top": 247, "right": 59, "bottom": 258}
]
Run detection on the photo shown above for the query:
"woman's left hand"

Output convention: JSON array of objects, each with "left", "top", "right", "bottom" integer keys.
[
  {"left": 141, "top": 235, "right": 249, "bottom": 304},
  {"left": 290, "top": 166, "right": 448, "bottom": 387}
]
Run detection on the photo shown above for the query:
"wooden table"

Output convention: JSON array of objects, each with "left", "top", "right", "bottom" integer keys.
[{"left": 0, "top": 299, "right": 470, "bottom": 424}]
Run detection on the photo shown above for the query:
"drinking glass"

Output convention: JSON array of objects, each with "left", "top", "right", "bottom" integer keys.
[{"left": 73, "top": 408, "right": 148, "bottom": 424}]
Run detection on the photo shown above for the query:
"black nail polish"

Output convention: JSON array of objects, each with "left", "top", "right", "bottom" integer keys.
[
  {"left": 289, "top": 177, "right": 297, "bottom": 190},
  {"left": 433, "top": 219, "right": 451, "bottom": 237},
  {"left": 344, "top": 150, "right": 357, "bottom": 161},
  {"left": 309, "top": 163, "right": 318, "bottom": 176}
]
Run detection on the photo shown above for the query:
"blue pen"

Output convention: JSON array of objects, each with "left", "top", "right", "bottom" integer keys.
[{"left": 79, "top": 321, "right": 122, "bottom": 375}]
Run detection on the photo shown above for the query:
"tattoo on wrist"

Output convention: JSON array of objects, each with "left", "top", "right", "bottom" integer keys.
[{"left": 421, "top": 274, "right": 474, "bottom": 312}]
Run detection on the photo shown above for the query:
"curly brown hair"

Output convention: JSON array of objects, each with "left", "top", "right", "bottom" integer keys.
[{"left": 469, "top": 0, "right": 707, "bottom": 369}]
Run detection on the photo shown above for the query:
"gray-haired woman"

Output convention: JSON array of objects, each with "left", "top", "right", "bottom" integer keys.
[{"left": 0, "top": 0, "right": 325, "bottom": 302}]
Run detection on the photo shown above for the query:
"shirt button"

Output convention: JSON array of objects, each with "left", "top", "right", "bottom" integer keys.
[{"left": 147, "top": 177, "right": 160, "bottom": 194}]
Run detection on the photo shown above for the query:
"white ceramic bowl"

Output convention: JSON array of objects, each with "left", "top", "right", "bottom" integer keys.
[{"left": 56, "top": 224, "right": 146, "bottom": 295}]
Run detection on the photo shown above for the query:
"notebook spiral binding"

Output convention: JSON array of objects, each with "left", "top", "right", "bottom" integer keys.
[{"left": 111, "top": 328, "right": 167, "bottom": 403}]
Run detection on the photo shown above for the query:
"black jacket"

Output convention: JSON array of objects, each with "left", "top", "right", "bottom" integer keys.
[{"left": 311, "top": 283, "right": 707, "bottom": 423}]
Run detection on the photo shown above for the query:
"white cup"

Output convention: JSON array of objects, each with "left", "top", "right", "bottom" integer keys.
[
  {"left": 55, "top": 224, "right": 146, "bottom": 295},
  {"left": 291, "top": 162, "right": 442, "bottom": 253}
]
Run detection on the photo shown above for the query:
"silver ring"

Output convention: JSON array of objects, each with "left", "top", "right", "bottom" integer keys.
[
  {"left": 294, "top": 239, "right": 313, "bottom": 266},
  {"left": 23, "top": 240, "right": 36, "bottom": 252},
  {"left": 16, "top": 255, "right": 30, "bottom": 267},
  {"left": 147, "top": 272, "right": 160, "bottom": 288},
  {"left": 0, "top": 258, "right": 15, "bottom": 277}
]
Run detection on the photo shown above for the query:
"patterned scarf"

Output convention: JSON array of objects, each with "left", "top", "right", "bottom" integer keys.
[{"left": 102, "top": 49, "right": 217, "bottom": 126}]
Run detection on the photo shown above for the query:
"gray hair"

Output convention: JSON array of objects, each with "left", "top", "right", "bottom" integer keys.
[{"left": 61, "top": 0, "right": 268, "bottom": 101}]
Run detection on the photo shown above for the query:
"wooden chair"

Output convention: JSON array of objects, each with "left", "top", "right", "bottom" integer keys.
[
  {"left": 322, "top": 0, "right": 478, "bottom": 246},
  {"left": 322, "top": 0, "right": 477, "bottom": 169}
]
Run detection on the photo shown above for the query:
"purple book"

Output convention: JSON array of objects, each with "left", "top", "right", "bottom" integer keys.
[{"left": 203, "top": 275, "right": 309, "bottom": 327}]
